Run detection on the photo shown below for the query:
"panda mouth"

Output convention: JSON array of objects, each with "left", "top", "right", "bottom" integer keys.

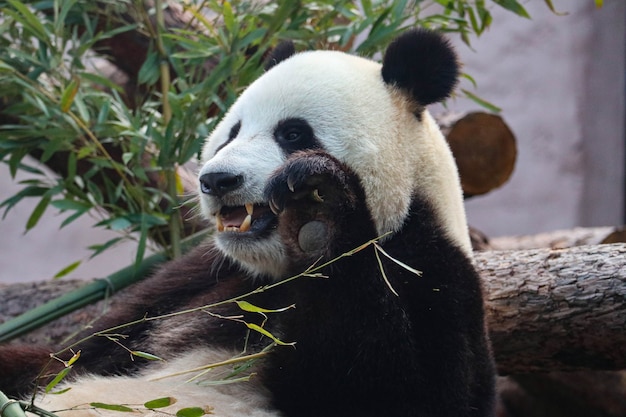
[{"left": 216, "top": 203, "right": 277, "bottom": 234}]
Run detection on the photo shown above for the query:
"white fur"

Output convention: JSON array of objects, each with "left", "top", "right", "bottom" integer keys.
[
  {"left": 31, "top": 349, "right": 280, "bottom": 417},
  {"left": 199, "top": 49, "right": 471, "bottom": 274}
]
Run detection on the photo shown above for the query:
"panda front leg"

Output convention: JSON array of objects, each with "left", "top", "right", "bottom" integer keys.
[
  {"left": 262, "top": 151, "right": 420, "bottom": 417},
  {"left": 262, "top": 151, "right": 495, "bottom": 417}
]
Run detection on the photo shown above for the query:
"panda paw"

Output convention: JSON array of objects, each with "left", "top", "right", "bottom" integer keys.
[
  {"left": 265, "top": 150, "right": 365, "bottom": 256},
  {"left": 265, "top": 150, "right": 358, "bottom": 215}
]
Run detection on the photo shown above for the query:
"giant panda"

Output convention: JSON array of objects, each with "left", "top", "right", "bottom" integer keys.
[{"left": 0, "top": 29, "right": 496, "bottom": 417}]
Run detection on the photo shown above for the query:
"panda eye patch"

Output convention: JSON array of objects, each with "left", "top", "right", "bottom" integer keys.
[
  {"left": 214, "top": 121, "right": 241, "bottom": 154},
  {"left": 229, "top": 121, "right": 242, "bottom": 140},
  {"left": 274, "top": 118, "right": 320, "bottom": 154}
]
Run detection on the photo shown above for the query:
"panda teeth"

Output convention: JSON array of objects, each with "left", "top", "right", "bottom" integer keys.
[
  {"left": 238, "top": 219, "right": 251, "bottom": 232},
  {"left": 216, "top": 215, "right": 224, "bottom": 232},
  {"left": 216, "top": 204, "right": 254, "bottom": 233}
]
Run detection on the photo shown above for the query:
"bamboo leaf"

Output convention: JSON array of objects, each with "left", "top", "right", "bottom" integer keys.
[
  {"left": 222, "top": 1, "right": 235, "bottom": 33},
  {"left": 5, "top": 0, "right": 49, "bottom": 41},
  {"left": 176, "top": 407, "right": 207, "bottom": 417},
  {"left": 25, "top": 195, "right": 51, "bottom": 231},
  {"left": 492, "top": 0, "right": 530, "bottom": 18},
  {"left": 131, "top": 351, "right": 163, "bottom": 361},
  {"left": 138, "top": 50, "right": 161, "bottom": 86},
  {"left": 51, "top": 199, "right": 91, "bottom": 211},
  {"left": 245, "top": 323, "right": 295, "bottom": 346},
  {"left": 542, "top": 0, "right": 568, "bottom": 15},
  {"left": 235, "top": 301, "right": 295, "bottom": 314},
  {"left": 0, "top": 186, "right": 47, "bottom": 218},
  {"left": 88, "top": 236, "right": 124, "bottom": 259},
  {"left": 60, "top": 208, "right": 89, "bottom": 228},
  {"left": 90, "top": 403, "right": 135, "bottom": 412},
  {"left": 53, "top": 260, "right": 81, "bottom": 279},
  {"left": 50, "top": 387, "right": 72, "bottom": 395},
  {"left": 45, "top": 366, "right": 72, "bottom": 393},
  {"left": 60, "top": 77, "right": 80, "bottom": 113},
  {"left": 144, "top": 397, "right": 176, "bottom": 409},
  {"left": 461, "top": 88, "right": 502, "bottom": 113},
  {"left": 66, "top": 350, "right": 81, "bottom": 366}
]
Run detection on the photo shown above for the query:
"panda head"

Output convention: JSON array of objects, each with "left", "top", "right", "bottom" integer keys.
[{"left": 198, "top": 29, "right": 470, "bottom": 278}]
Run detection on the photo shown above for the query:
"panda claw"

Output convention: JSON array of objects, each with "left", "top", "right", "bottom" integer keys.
[
  {"left": 312, "top": 189, "right": 324, "bottom": 202},
  {"left": 269, "top": 196, "right": 282, "bottom": 215},
  {"left": 287, "top": 176, "right": 296, "bottom": 193}
]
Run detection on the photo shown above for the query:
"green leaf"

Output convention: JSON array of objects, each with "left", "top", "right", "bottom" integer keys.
[
  {"left": 0, "top": 185, "right": 47, "bottom": 218},
  {"left": 66, "top": 350, "right": 81, "bottom": 366},
  {"left": 130, "top": 351, "right": 163, "bottom": 361},
  {"left": 51, "top": 199, "right": 91, "bottom": 211},
  {"left": 122, "top": 152, "right": 134, "bottom": 165},
  {"left": 25, "top": 195, "right": 51, "bottom": 231},
  {"left": 222, "top": 1, "right": 235, "bottom": 33},
  {"left": 88, "top": 236, "right": 124, "bottom": 259},
  {"left": 460, "top": 88, "right": 502, "bottom": 113},
  {"left": 60, "top": 77, "right": 80, "bottom": 113},
  {"left": 492, "top": 0, "right": 531, "bottom": 18},
  {"left": 50, "top": 387, "right": 72, "bottom": 395},
  {"left": 460, "top": 73, "right": 478, "bottom": 89},
  {"left": 144, "top": 397, "right": 176, "bottom": 409},
  {"left": 45, "top": 366, "right": 72, "bottom": 393},
  {"left": 53, "top": 260, "right": 81, "bottom": 279},
  {"left": 176, "top": 407, "right": 207, "bottom": 417},
  {"left": 138, "top": 50, "right": 161, "bottom": 86},
  {"left": 90, "top": 403, "right": 135, "bottom": 412},
  {"left": 106, "top": 217, "right": 133, "bottom": 231},
  {"left": 235, "top": 301, "right": 295, "bottom": 314},
  {"left": 5, "top": 0, "right": 49, "bottom": 41},
  {"left": 542, "top": 0, "right": 568, "bottom": 15},
  {"left": 60, "top": 208, "right": 89, "bottom": 228},
  {"left": 80, "top": 71, "right": 124, "bottom": 93},
  {"left": 245, "top": 323, "right": 295, "bottom": 346}
]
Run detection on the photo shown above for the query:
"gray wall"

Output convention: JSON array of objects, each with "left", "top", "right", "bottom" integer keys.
[
  {"left": 1, "top": 1, "right": 624, "bottom": 283},
  {"left": 444, "top": 1, "right": 625, "bottom": 236}
]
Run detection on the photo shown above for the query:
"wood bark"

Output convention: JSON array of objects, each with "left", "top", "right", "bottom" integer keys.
[
  {"left": 475, "top": 243, "right": 626, "bottom": 373},
  {"left": 488, "top": 226, "right": 622, "bottom": 250}
]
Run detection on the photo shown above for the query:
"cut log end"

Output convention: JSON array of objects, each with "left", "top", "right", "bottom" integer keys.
[{"left": 441, "top": 112, "right": 517, "bottom": 197}]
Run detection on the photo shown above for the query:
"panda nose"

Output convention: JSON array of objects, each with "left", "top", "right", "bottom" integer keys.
[{"left": 199, "top": 172, "right": 243, "bottom": 197}]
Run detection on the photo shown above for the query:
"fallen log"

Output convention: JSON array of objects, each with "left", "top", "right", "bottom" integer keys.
[
  {"left": 1, "top": 242, "right": 624, "bottom": 374},
  {"left": 475, "top": 243, "right": 626, "bottom": 373}
]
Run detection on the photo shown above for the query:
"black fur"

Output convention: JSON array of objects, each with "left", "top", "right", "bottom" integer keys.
[
  {"left": 382, "top": 28, "right": 459, "bottom": 106},
  {"left": 265, "top": 40, "right": 296, "bottom": 71},
  {"left": 262, "top": 151, "right": 496, "bottom": 416}
]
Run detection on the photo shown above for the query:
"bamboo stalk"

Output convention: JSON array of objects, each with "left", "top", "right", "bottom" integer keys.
[
  {"left": 0, "top": 232, "right": 208, "bottom": 343},
  {"left": 0, "top": 391, "right": 27, "bottom": 417}
]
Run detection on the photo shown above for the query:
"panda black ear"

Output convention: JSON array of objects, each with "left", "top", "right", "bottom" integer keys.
[
  {"left": 382, "top": 29, "right": 459, "bottom": 106},
  {"left": 264, "top": 41, "right": 296, "bottom": 71}
]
